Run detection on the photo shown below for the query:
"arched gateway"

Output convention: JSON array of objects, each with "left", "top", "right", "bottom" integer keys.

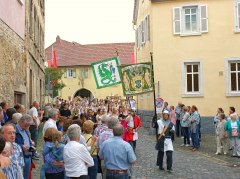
[{"left": 73, "top": 88, "right": 94, "bottom": 100}]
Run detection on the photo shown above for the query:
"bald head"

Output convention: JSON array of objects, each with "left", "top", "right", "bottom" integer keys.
[{"left": 113, "top": 124, "right": 124, "bottom": 137}]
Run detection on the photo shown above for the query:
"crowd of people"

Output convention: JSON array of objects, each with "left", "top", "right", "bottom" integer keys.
[
  {"left": 0, "top": 96, "right": 141, "bottom": 179},
  {"left": 0, "top": 97, "right": 240, "bottom": 179},
  {"left": 154, "top": 101, "right": 240, "bottom": 173}
]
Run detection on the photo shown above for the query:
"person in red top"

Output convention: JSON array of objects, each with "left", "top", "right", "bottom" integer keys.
[{"left": 127, "top": 108, "right": 142, "bottom": 152}]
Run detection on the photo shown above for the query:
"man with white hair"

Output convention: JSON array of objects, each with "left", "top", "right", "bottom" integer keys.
[
  {"left": 15, "top": 114, "right": 34, "bottom": 179},
  {"left": 94, "top": 115, "right": 109, "bottom": 137},
  {"left": 63, "top": 124, "right": 94, "bottom": 178},
  {"left": 12, "top": 113, "right": 23, "bottom": 125},
  {"left": 43, "top": 108, "right": 58, "bottom": 136},
  {"left": 97, "top": 117, "right": 119, "bottom": 150}
]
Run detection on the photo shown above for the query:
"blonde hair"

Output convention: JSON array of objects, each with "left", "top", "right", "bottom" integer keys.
[{"left": 83, "top": 120, "right": 94, "bottom": 134}]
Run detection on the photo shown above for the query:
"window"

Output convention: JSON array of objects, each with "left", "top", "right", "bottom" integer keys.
[
  {"left": 234, "top": 0, "right": 240, "bottom": 32},
  {"left": 225, "top": 58, "right": 240, "bottom": 96},
  {"left": 183, "top": 7, "right": 198, "bottom": 33},
  {"left": 230, "top": 63, "right": 240, "bottom": 91},
  {"left": 182, "top": 61, "right": 203, "bottom": 97},
  {"left": 173, "top": 5, "right": 208, "bottom": 36},
  {"left": 67, "top": 69, "right": 73, "bottom": 78}
]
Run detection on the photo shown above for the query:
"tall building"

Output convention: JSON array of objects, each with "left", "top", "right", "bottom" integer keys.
[
  {"left": 133, "top": 0, "right": 240, "bottom": 117},
  {"left": 0, "top": 0, "right": 27, "bottom": 106},
  {"left": 0, "top": 0, "right": 45, "bottom": 108},
  {"left": 25, "top": 0, "right": 45, "bottom": 107},
  {"left": 45, "top": 36, "right": 134, "bottom": 100}
]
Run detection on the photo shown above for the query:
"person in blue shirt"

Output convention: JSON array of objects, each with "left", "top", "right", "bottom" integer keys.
[{"left": 99, "top": 124, "right": 136, "bottom": 179}]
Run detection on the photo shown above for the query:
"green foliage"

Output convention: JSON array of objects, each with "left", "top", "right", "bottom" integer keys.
[{"left": 45, "top": 67, "right": 66, "bottom": 97}]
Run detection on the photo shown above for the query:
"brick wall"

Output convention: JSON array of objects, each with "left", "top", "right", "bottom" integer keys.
[{"left": 0, "top": 20, "right": 27, "bottom": 106}]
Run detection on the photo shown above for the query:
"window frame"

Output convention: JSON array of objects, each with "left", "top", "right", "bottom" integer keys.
[
  {"left": 181, "top": 5, "right": 201, "bottom": 36},
  {"left": 225, "top": 58, "right": 240, "bottom": 96},
  {"left": 181, "top": 60, "right": 203, "bottom": 97},
  {"left": 67, "top": 69, "right": 73, "bottom": 78}
]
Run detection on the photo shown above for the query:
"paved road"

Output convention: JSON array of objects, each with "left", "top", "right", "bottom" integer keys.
[
  {"left": 32, "top": 127, "right": 240, "bottom": 179},
  {"left": 132, "top": 128, "right": 240, "bottom": 179}
]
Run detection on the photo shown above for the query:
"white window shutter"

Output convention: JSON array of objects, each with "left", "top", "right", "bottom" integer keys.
[
  {"left": 235, "top": 1, "right": 240, "bottom": 31},
  {"left": 238, "top": 2, "right": 240, "bottom": 30},
  {"left": 200, "top": 5, "right": 208, "bottom": 33},
  {"left": 173, "top": 7, "right": 181, "bottom": 35},
  {"left": 139, "top": 24, "right": 142, "bottom": 47},
  {"left": 141, "top": 21, "right": 145, "bottom": 44},
  {"left": 64, "top": 69, "right": 67, "bottom": 78},
  {"left": 145, "top": 16, "right": 149, "bottom": 42},
  {"left": 136, "top": 28, "right": 139, "bottom": 49}
]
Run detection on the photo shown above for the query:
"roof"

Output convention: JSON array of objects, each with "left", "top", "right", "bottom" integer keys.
[{"left": 45, "top": 36, "right": 135, "bottom": 67}]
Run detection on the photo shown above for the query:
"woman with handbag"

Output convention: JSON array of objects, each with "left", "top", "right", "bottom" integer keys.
[
  {"left": 83, "top": 120, "right": 98, "bottom": 179},
  {"left": 225, "top": 114, "right": 240, "bottom": 157}
]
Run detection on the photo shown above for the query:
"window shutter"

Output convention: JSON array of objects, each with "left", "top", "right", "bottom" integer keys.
[
  {"left": 141, "top": 21, "right": 145, "bottom": 44},
  {"left": 173, "top": 7, "right": 181, "bottom": 34},
  {"left": 84, "top": 68, "right": 88, "bottom": 78},
  {"left": 136, "top": 28, "right": 138, "bottom": 49},
  {"left": 64, "top": 69, "right": 67, "bottom": 78},
  {"left": 235, "top": 1, "right": 240, "bottom": 31},
  {"left": 73, "top": 69, "right": 76, "bottom": 78},
  {"left": 145, "top": 16, "right": 149, "bottom": 42},
  {"left": 139, "top": 24, "right": 142, "bottom": 47},
  {"left": 200, "top": 5, "right": 208, "bottom": 33}
]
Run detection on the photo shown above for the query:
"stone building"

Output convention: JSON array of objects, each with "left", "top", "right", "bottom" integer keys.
[
  {"left": 25, "top": 0, "right": 45, "bottom": 108},
  {"left": 0, "top": 0, "right": 45, "bottom": 109},
  {"left": 45, "top": 36, "right": 134, "bottom": 100}
]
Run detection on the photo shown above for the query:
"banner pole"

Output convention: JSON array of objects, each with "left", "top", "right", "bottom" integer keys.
[
  {"left": 150, "top": 52, "right": 157, "bottom": 116},
  {"left": 150, "top": 52, "right": 158, "bottom": 141}
]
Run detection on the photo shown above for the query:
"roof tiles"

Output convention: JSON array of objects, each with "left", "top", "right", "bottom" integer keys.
[{"left": 45, "top": 36, "right": 135, "bottom": 67}]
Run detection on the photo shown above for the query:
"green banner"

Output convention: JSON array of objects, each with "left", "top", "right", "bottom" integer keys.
[
  {"left": 92, "top": 57, "right": 121, "bottom": 89},
  {"left": 121, "top": 63, "right": 153, "bottom": 96}
]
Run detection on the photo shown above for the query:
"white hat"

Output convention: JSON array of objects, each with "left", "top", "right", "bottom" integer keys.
[
  {"left": 163, "top": 110, "right": 169, "bottom": 115},
  {"left": 131, "top": 107, "right": 137, "bottom": 112}
]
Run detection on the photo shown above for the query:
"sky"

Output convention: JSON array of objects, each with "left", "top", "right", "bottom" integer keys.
[{"left": 45, "top": 0, "right": 135, "bottom": 47}]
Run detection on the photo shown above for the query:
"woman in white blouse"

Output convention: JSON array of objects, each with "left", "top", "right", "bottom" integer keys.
[{"left": 63, "top": 124, "right": 94, "bottom": 179}]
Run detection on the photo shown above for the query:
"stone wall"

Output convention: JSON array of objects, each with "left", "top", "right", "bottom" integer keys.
[
  {"left": 137, "top": 109, "right": 215, "bottom": 136},
  {"left": 0, "top": 20, "right": 27, "bottom": 106}
]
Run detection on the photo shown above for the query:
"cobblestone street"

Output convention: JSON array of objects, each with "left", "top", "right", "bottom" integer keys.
[
  {"left": 32, "top": 126, "right": 240, "bottom": 179},
  {"left": 132, "top": 128, "right": 240, "bottom": 179}
]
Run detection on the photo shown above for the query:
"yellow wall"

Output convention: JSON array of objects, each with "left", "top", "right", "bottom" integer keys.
[
  {"left": 136, "top": 0, "right": 240, "bottom": 116},
  {"left": 59, "top": 66, "right": 124, "bottom": 100}
]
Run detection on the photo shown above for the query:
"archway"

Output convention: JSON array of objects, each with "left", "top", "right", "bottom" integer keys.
[{"left": 73, "top": 88, "right": 94, "bottom": 100}]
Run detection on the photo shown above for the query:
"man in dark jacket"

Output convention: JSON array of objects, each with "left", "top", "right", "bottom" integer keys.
[{"left": 15, "top": 114, "right": 33, "bottom": 179}]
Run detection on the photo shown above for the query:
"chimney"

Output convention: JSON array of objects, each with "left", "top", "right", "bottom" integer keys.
[{"left": 56, "top": 36, "right": 61, "bottom": 43}]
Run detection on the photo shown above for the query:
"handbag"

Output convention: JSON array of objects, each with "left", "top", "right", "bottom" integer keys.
[{"left": 232, "top": 129, "right": 238, "bottom": 137}]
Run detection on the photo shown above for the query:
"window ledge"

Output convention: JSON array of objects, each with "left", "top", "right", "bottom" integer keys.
[
  {"left": 182, "top": 93, "right": 204, "bottom": 98},
  {"left": 234, "top": 29, "right": 240, "bottom": 33},
  {"left": 180, "top": 32, "right": 201, "bottom": 37},
  {"left": 226, "top": 92, "right": 240, "bottom": 97}
]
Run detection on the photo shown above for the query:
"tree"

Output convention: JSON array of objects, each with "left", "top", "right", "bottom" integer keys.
[{"left": 45, "top": 67, "right": 66, "bottom": 97}]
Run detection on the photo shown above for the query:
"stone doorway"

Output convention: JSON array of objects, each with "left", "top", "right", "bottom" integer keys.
[{"left": 74, "top": 88, "right": 93, "bottom": 100}]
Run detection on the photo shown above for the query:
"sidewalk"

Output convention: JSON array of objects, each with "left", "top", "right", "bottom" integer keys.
[{"left": 173, "top": 133, "right": 240, "bottom": 167}]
